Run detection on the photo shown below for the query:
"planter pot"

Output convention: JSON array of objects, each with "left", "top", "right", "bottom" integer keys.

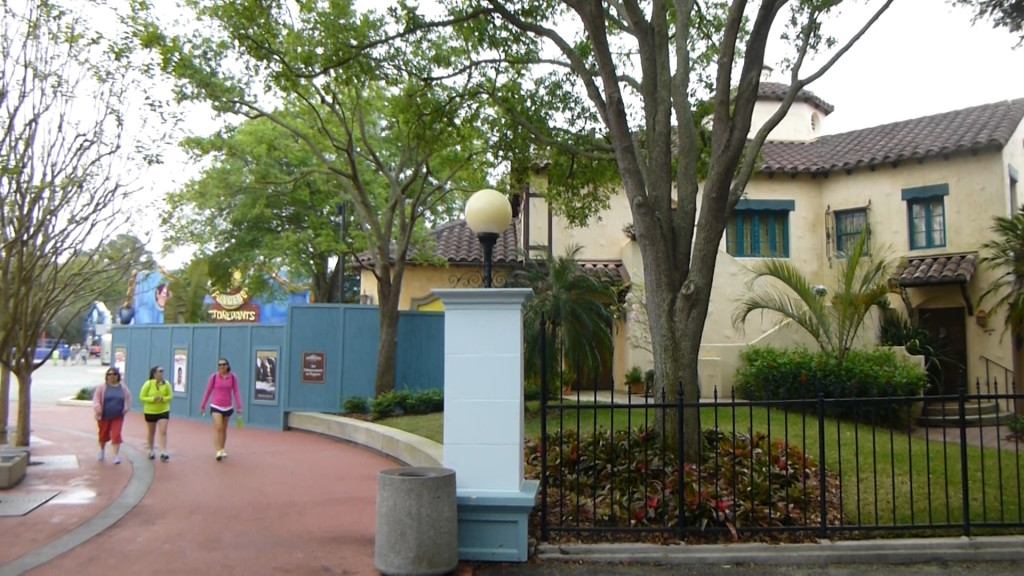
[
  {"left": 628, "top": 381, "right": 646, "bottom": 396},
  {"left": 0, "top": 450, "right": 28, "bottom": 489}
]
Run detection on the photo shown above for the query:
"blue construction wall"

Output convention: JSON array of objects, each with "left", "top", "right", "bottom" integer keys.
[
  {"left": 285, "top": 305, "right": 444, "bottom": 412},
  {"left": 111, "top": 305, "right": 444, "bottom": 429},
  {"left": 113, "top": 324, "right": 289, "bottom": 430}
]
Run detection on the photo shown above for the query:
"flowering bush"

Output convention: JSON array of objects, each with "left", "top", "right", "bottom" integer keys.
[{"left": 525, "top": 427, "right": 839, "bottom": 542}]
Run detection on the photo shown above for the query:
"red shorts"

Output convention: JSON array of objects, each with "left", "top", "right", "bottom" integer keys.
[{"left": 98, "top": 415, "right": 125, "bottom": 444}]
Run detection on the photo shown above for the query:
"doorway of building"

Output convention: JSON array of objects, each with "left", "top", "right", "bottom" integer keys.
[{"left": 917, "top": 307, "right": 967, "bottom": 395}]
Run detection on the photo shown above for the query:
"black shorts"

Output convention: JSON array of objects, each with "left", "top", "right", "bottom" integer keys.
[
  {"left": 211, "top": 407, "right": 234, "bottom": 418},
  {"left": 144, "top": 412, "right": 170, "bottom": 423}
]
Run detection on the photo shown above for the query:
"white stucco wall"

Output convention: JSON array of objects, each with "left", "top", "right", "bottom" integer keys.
[{"left": 749, "top": 100, "right": 826, "bottom": 142}]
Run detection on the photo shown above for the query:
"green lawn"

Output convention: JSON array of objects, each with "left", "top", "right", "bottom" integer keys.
[{"left": 376, "top": 403, "right": 1024, "bottom": 529}]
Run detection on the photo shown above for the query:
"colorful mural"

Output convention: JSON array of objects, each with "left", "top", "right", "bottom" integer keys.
[{"left": 131, "top": 271, "right": 310, "bottom": 325}]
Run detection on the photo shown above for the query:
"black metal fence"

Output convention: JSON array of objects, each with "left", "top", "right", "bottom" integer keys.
[{"left": 535, "top": 377, "right": 1024, "bottom": 543}]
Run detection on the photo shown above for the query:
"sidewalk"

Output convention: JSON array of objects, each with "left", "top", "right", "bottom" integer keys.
[
  {"left": 5, "top": 396, "right": 1024, "bottom": 576},
  {"left": 2, "top": 403, "right": 399, "bottom": 576}
]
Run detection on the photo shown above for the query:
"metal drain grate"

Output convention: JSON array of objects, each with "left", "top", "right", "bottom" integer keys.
[
  {"left": 0, "top": 491, "right": 60, "bottom": 516},
  {"left": 28, "top": 455, "right": 79, "bottom": 470}
]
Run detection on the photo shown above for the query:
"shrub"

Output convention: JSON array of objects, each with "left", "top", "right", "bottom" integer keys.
[
  {"left": 1006, "top": 416, "right": 1024, "bottom": 441},
  {"left": 342, "top": 396, "right": 369, "bottom": 415},
  {"left": 404, "top": 389, "right": 443, "bottom": 415},
  {"left": 734, "top": 346, "right": 928, "bottom": 428},
  {"left": 370, "top": 391, "right": 401, "bottom": 420},
  {"left": 525, "top": 427, "right": 835, "bottom": 541},
  {"left": 370, "top": 389, "right": 444, "bottom": 420},
  {"left": 75, "top": 386, "right": 96, "bottom": 401},
  {"left": 626, "top": 365, "right": 644, "bottom": 383},
  {"left": 524, "top": 383, "right": 543, "bottom": 402}
]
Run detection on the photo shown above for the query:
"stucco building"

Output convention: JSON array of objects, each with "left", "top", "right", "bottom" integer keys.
[{"left": 360, "top": 84, "right": 1024, "bottom": 398}]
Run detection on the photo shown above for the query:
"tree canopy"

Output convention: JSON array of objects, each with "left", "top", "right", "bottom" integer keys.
[
  {"left": 131, "top": 0, "right": 501, "bottom": 394},
  {"left": 0, "top": 0, "right": 160, "bottom": 445},
  {"left": 429, "top": 0, "right": 895, "bottom": 458},
  {"left": 957, "top": 0, "right": 1024, "bottom": 44},
  {"left": 164, "top": 113, "right": 374, "bottom": 304}
]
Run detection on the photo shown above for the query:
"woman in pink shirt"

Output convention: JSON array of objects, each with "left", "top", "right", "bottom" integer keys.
[{"left": 200, "top": 358, "right": 243, "bottom": 461}]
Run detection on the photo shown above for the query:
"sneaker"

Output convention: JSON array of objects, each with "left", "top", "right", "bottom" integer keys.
[
  {"left": 148, "top": 451, "right": 155, "bottom": 460},
  {"left": 113, "top": 456, "right": 121, "bottom": 465},
  {"left": 160, "top": 453, "right": 170, "bottom": 462},
  {"left": 220, "top": 450, "right": 227, "bottom": 459},
  {"left": 216, "top": 450, "right": 223, "bottom": 462},
  {"left": 98, "top": 450, "right": 105, "bottom": 462}
]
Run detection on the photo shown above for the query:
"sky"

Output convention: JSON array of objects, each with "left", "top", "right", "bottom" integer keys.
[
  {"left": 144, "top": 1, "right": 1024, "bottom": 267},
  {"left": 783, "top": 1, "right": 1024, "bottom": 135}
]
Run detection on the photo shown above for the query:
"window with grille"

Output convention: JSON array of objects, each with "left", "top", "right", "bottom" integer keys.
[
  {"left": 726, "top": 210, "right": 789, "bottom": 257},
  {"left": 835, "top": 209, "right": 868, "bottom": 256},
  {"left": 902, "top": 184, "right": 948, "bottom": 250}
]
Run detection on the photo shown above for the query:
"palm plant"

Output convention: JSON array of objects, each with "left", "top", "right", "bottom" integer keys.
[
  {"left": 979, "top": 211, "right": 1024, "bottom": 414},
  {"left": 512, "top": 245, "right": 617, "bottom": 394},
  {"left": 732, "top": 230, "right": 893, "bottom": 364},
  {"left": 164, "top": 258, "right": 213, "bottom": 324}
]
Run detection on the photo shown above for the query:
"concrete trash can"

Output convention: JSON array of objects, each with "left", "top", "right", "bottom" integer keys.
[{"left": 375, "top": 466, "right": 458, "bottom": 576}]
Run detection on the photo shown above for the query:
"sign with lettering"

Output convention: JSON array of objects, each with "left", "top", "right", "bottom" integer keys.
[
  {"left": 207, "top": 289, "right": 260, "bottom": 323},
  {"left": 302, "top": 351, "right": 326, "bottom": 384}
]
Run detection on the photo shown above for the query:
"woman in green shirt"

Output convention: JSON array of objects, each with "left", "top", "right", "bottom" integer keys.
[{"left": 140, "top": 365, "right": 173, "bottom": 461}]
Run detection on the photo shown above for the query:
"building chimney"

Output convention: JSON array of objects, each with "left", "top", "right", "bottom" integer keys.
[{"left": 761, "top": 65, "right": 774, "bottom": 82}]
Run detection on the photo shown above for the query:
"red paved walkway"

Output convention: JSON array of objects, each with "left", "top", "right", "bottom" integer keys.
[{"left": 3, "top": 404, "right": 404, "bottom": 575}]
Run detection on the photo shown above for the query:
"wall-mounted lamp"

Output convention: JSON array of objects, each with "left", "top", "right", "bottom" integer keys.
[
  {"left": 465, "top": 188, "right": 512, "bottom": 288},
  {"left": 976, "top": 308, "right": 989, "bottom": 329}
]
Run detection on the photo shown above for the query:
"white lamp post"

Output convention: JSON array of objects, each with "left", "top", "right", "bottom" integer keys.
[{"left": 465, "top": 188, "right": 512, "bottom": 288}]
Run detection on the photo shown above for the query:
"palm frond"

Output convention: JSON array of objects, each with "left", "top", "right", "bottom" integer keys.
[{"left": 733, "top": 229, "right": 895, "bottom": 362}]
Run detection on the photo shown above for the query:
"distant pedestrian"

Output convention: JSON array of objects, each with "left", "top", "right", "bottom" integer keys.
[
  {"left": 93, "top": 367, "right": 130, "bottom": 464},
  {"left": 200, "top": 358, "right": 243, "bottom": 462},
  {"left": 140, "top": 365, "right": 172, "bottom": 461}
]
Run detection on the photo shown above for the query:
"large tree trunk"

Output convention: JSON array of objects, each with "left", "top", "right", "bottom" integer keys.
[
  {"left": 16, "top": 362, "right": 31, "bottom": 447},
  {"left": 374, "top": 266, "right": 400, "bottom": 397},
  {"left": 0, "top": 363, "right": 9, "bottom": 445},
  {"left": 645, "top": 260, "right": 714, "bottom": 463}
]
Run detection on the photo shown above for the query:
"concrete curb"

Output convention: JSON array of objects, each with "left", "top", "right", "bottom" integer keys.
[
  {"left": 0, "top": 425, "right": 154, "bottom": 576},
  {"left": 287, "top": 412, "right": 443, "bottom": 467},
  {"left": 535, "top": 535, "right": 1024, "bottom": 565},
  {"left": 55, "top": 397, "right": 92, "bottom": 408}
]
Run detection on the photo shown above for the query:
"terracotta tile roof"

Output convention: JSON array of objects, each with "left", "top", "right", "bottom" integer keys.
[
  {"left": 359, "top": 220, "right": 629, "bottom": 285},
  {"left": 896, "top": 253, "right": 977, "bottom": 287},
  {"left": 579, "top": 261, "right": 629, "bottom": 285},
  {"left": 760, "top": 98, "right": 1024, "bottom": 174},
  {"left": 358, "top": 219, "right": 519, "bottom": 267},
  {"left": 427, "top": 219, "right": 520, "bottom": 264},
  {"left": 758, "top": 81, "right": 834, "bottom": 114}
]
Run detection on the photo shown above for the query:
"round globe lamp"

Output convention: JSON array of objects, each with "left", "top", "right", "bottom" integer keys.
[{"left": 465, "top": 189, "right": 512, "bottom": 288}]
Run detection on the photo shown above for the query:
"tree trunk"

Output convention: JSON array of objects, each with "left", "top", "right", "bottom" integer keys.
[
  {"left": 646, "top": 276, "right": 705, "bottom": 463},
  {"left": 0, "top": 363, "right": 9, "bottom": 445},
  {"left": 16, "top": 363, "right": 31, "bottom": 447},
  {"left": 374, "top": 269, "right": 400, "bottom": 397},
  {"left": 375, "top": 304, "right": 400, "bottom": 398}
]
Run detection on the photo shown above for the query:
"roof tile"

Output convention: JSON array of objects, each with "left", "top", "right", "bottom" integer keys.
[
  {"left": 761, "top": 99, "right": 1024, "bottom": 174},
  {"left": 897, "top": 253, "right": 977, "bottom": 287},
  {"left": 758, "top": 81, "right": 835, "bottom": 114}
]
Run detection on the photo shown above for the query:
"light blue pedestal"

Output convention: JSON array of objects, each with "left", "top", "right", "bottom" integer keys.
[{"left": 456, "top": 480, "right": 539, "bottom": 562}]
